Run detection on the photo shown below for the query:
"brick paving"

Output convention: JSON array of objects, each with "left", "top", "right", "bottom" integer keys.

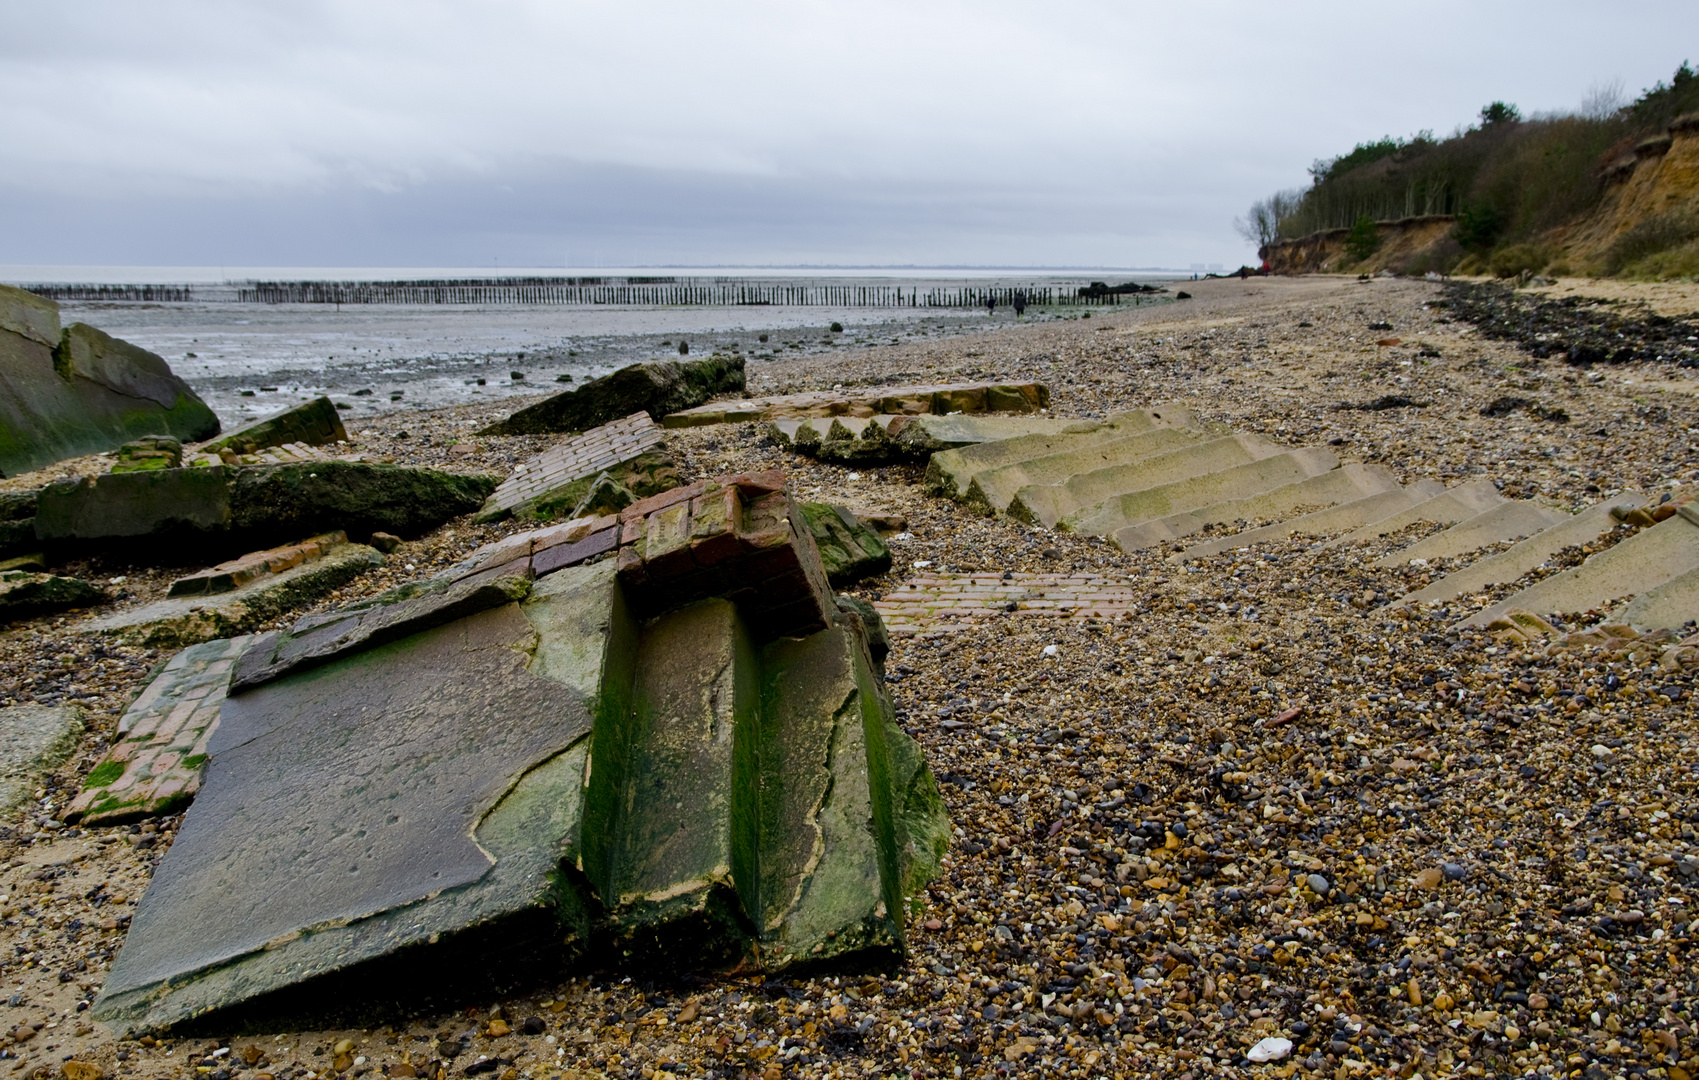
[
  {"left": 65, "top": 635, "right": 253, "bottom": 825},
  {"left": 167, "top": 530, "right": 346, "bottom": 597},
  {"left": 478, "top": 411, "right": 667, "bottom": 519},
  {"left": 872, "top": 572, "right": 1141, "bottom": 636}
]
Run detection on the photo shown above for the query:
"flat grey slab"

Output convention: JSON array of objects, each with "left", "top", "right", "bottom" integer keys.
[
  {"left": 1395, "top": 494, "right": 1640, "bottom": 608},
  {"left": 101, "top": 602, "right": 593, "bottom": 1006},
  {"left": 0, "top": 705, "right": 84, "bottom": 813}
]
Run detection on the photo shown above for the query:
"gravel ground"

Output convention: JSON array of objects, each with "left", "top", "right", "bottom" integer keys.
[{"left": 3, "top": 274, "right": 1698, "bottom": 1080}]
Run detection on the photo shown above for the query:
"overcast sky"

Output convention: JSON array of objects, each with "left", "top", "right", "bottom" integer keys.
[{"left": 2, "top": 1, "right": 1695, "bottom": 271}]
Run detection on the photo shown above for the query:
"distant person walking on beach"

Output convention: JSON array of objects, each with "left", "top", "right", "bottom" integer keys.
[
  {"left": 1013, "top": 291, "right": 1027, "bottom": 317},
  {"left": 985, "top": 294, "right": 997, "bottom": 316}
]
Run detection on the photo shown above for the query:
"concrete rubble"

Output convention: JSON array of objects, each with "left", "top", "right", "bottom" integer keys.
[
  {"left": 663, "top": 379, "right": 1047, "bottom": 428},
  {"left": 0, "top": 705, "right": 84, "bottom": 813},
  {"left": 192, "top": 395, "right": 348, "bottom": 460},
  {"left": 90, "top": 472, "right": 949, "bottom": 1034},
  {"left": 478, "top": 356, "right": 746, "bottom": 436},
  {"left": 0, "top": 284, "right": 219, "bottom": 477},
  {"left": 472, "top": 411, "right": 678, "bottom": 524}
]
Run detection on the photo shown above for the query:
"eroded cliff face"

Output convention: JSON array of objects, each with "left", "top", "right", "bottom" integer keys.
[{"left": 1263, "top": 116, "right": 1699, "bottom": 277}]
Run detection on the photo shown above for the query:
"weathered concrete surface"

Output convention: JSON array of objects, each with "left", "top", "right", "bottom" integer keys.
[
  {"left": 480, "top": 356, "right": 746, "bottom": 436},
  {"left": 1178, "top": 481, "right": 1448, "bottom": 561},
  {"left": 1063, "top": 449, "right": 1341, "bottom": 537},
  {"left": 924, "top": 406, "right": 1200, "bottom": 507},
  {"left": 800, "top": 502, "right": 893, "bottom": 587},
  {"left": 474, "top": 412, "right": 676, "bottom": 523},
  {"left": 0, "top": 489, "right": 37, "bottom": 557},
  {"left": 35, "top": 462, "right": 496, "bottom": 556},
  {"left": 111, "top": 436, "right": 183, "bottom": 473},
  {"left": 664, "top": 380, "right": 1048, "bottom": 428},
  {"left": 83, "top": 543, "right": 383, "bottom": 648},
  {"left": 66, "top": 636, "right": 254, "bottom": 824},
  {"left": 196, "top": 396, "right": 348, "bottom": 457},
  {"left": 0, "top": 570, "right": 105, "bottom": 618},
  {"left": 0, "top": 286, "right": 219, "bottom": 477},
  {"left": 94, "top": 475, "right": 948, "bottom": 1033},
  {"left": 1320, "top": 479, "right": 1507, "bottom": 551},
  {"left": 1371, "top": 500, "right": 1571, "bottom": 568},
  {"left": 1112, "top": 463, "right": 1402, "bottom": 552},
  {"left": 0, "top": 705, "right": 84, "bottom": 813},
  {"left": 1394, "top": 495, "right": 1640, "bottom": 607},
  {"left": 1615, "top": 562, "right": 1699, "bottom": 632},
  {"left": 167, "top": 532, "right": 348, "bottom": 597},
  {"left": 1461, "top": 510, "right": 1699, "bottom": 628},
  {"left": 773, "top": 413, "right": 1077, "bottom": 464}
]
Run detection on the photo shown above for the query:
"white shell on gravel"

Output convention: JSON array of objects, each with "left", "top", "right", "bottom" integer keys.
[{"left": 1248, "top": 1037, "right": 1293, "bottom": 1063}]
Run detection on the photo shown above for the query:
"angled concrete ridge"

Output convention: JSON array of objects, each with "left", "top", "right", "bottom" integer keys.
[
  {"left": 1063, "top": 448, "right": 1340, "bottom": 537},
  {"left": 958, "top": 427, "right": 1209, "bottom": 517},
  {"left": 1318, "top": 479, "right": 1507, "bottom": 551},
  {"left": 1176, "top": 481, "right": 1448, "bottom": 561},
  {"left": 1112, "top": 463, "right": 1401, "bottom": 553},
  {"left": 1010, "top": 433, "right": 1289, "bottom": 528},
  {"left": 1394, "top": 494, "right": 1640, "bottom": 608},
  {"left": 1370, "top": 500, "right": 1571, "bottom": 568},
  {"left": 1459, "top": 510, "right": 1699, "bottom": 628},
  {"left": 923, "top": 405, "right": 1199, "bottom": 506},
  {"left": 1614, "top": 562, "right": 1699, "bottom": 632}
]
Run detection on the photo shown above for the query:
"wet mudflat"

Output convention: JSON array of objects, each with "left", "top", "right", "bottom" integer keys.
[{"left": 3, "top": 274, "right": 1698, "bottom": 1080}]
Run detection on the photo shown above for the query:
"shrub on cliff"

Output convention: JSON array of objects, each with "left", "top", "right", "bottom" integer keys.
[{"left": 1344, "top": 214, "right": 1382, "bottom": 262}]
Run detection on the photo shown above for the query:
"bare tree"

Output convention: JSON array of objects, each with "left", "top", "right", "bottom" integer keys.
[
  {"left": 1580, "top": 77, "right": 1626, "bottom": 120},
  {"left": 1235, "top": 189, "right": 1305, "bottom": 249}
]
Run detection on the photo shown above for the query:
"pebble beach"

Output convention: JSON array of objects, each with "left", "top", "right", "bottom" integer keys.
[{"left": 4, "top": 273, "right": 1698, "bottom": 1080}]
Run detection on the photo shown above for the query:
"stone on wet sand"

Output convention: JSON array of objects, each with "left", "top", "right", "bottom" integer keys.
[
  {"left": 195, "top": 395, "right": 348, "bottom": 458},
  {"left": 0, "top": 704, "right": 84, "bottom": 812},
  {"left": 478, "top": 356, "right": 746, "bottom": 436}
]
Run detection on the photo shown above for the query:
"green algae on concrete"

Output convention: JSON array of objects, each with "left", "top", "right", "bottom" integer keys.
[{"left": 800, "top": 503, "right": 892, "bottom": 587}]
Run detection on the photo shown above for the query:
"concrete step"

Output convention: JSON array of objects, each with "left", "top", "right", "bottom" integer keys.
[
  {"left": 1459, "top": 507, "right": 1699, "bottom": 628},
  {"left": 1176, "top": 481, "right": 1448, "bottom": 561},
  {"left": 1065, "top": 448, "right": 1341, "bottom": 537},
  {"left": 1371, "top": 501, "right": 1571, "bottom": 568},
  {"left": 1318, "top": 480, "right": 1506, "bottom": 552},
  {"left": 1395, "top": 494, "right": 1640, "bottom": 608},
  {"left": 963, "top": 427, "right": 1212, "bottom": 517},
  {"left": 1112, "top": 463, "right": 1402, "bottom": 553},
  {"left": 923, "top": 405, "right": 1201, "bottom": 506},
  {"left": 1010, "top": 433, "right": 1289, "bottom": 528},
  {"left": 1614, "top": 562, "right": 1699, "bottom": 633}
]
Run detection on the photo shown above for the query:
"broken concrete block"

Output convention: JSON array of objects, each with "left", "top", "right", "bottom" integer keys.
[
  {"left": 663, "top": 380, "right": 1049, "bottom": 429},
  {"left": 474, "top": 412, "right": 677, "bottom": 524},
  {"left": 167, "top": 532, "right": 348, "bottom": 596},
  {"left": 196, "top": 396, "right": 347, "bottom": 457},
  {"left": 35, "top": 462, "right": 497, "bottom": 557},
  {"left": 0, "top": 704, "right": 84, "bottom": 813},
  {"left": 801, "top": 502, "right": 893, "bottom": 587},
  {"left": 111, "top": 436, "right": 183, "bottom": 473},
  {"left": 0, "top": 570, "right": 105, "bottom": 618},
  {"left": 95, "top": 475, "right": 947, "bottom": 1033},
  {"left": 0, "top": 286, "right": 219, "bottom": 477},
  {"left": 66, "top": 637, "right": 253, "bottom": 824},
  {"left": 479, "top": 357, "right": 746, "bottom": 436},
  {"left": 84, "top": 542, "right": 383, "bottom": 648}
]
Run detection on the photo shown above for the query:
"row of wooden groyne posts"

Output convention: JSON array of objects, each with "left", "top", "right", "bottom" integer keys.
[{"left": 22, "top": 278, "right": 1164, "bottom": 308}]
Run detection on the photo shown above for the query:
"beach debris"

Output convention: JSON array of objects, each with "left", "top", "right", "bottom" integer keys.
[
  {"left": 478, "top": 356, "right": 745, "bottom": 436},
  {"left": 0, "top": 705, "right": 84, "bottom": 813},
  {"left": 91, "top": 473, "right": 948, "bottom": 1034},
  {"left": 800, "top": 502, "right": 892, "bottom": 586},
  {"left": 0, "top": 284, "right": 219, "bottom": 477},
  {"left": 0, "top": 570, "right": 105, "bottom": 618},
  {"left": 664, "top": 379, "right": 1046, "bottom": 429},
  {"left": 110, "top": 436, "right": 183, "bottom": 473},
  {"left": 473, "top": 411, "right": 678, "bottom": 524},
  {"left": 191, "top": 395, "right": 349, "bottom": 460}
]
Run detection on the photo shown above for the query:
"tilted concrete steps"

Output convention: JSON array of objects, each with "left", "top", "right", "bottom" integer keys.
[
  {"left": 924, "top": 406, "right": 1202, "bottom": 508},
  {"left": 1371, "top": 501, "right": 1571, "bottom": 569},
  {"left": 1176, "top": 481, "right": 1447, "bottom": 561},
  {"left": 1459, "top": 508, "right": 1699, "bottom": 628},
  {"left": 1010, "top": 433, "right": 1292, "bottom": 528},
  {"left": 1318, "top": 480, "right": 1506, "bottom": 552},
  {"left": 1112, "top": 463, "right": 1403, "bottom": 553},
  {"left": 1393, "top": 494, "right": 1640, "bottom": 608},
  {"left": 1614, "top": 562, "right": 1699, "bottom": 633},
  {"left": 1064, "top": 448, "right": 1341, "bottom": 537}
]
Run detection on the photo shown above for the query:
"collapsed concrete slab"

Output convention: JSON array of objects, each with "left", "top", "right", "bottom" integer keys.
[
  {"left": 770, "top": 413, "right": 1078, "bottom": 465},
  {"left": 83, "top": 538, "right": 383, "bottom": 647},
  {"left": 35, "top": 461, "right": 496, "bottom": 557},
  {"left": 111, "top": 436, "right": 183, "bottom": 473},
  {"left": 479, "top": 357, "right": 746, "bottom": 436},
  {"left": 66, "top": 637, "right": 253, "bottom": 825},
  {"left": 94, "top": 473, "right": 948, "bottom": 1033},
  {"left": 196, "top": 396, "right": 348, "bottom": 458},
  {"left": 0, "top": 705, "right": 84, "bottom": 813},
  {"left": 0, "top": 285, "right": 219, "bottom": 477},
  {"left": 800, "top": 503, "right": 893, "bottom": 586},
  {"left": 0, "top": 570, "right": 105, "bottom": 618},
  {"left": 663, "top": 380, "right": 1047, "bottom": 429},
  {"left": 473, "top": 412, "right": 678, "bottom": 524}
]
